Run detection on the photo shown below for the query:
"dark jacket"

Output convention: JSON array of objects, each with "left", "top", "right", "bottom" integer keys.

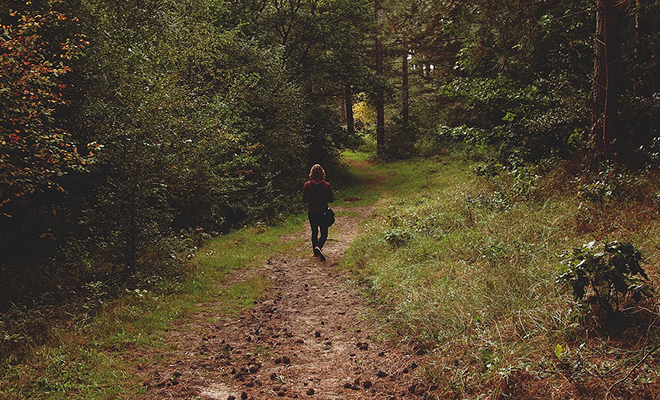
[{"left": 302, "top": 179, "right": 334, "bottom": 215}]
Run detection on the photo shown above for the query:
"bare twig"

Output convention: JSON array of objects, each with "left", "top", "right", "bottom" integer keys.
[{"left": 604, "top": 343, "right": 660, "bottom": 400}]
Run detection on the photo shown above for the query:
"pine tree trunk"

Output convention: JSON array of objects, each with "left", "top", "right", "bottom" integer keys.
[
  {"left": 591, "top": 0, "right": 622, "bottom": 162},
  {"left": 375, "top": 0, "right": 385, "bottom": 158},
  {"left": 633, "top": 0, "right": 640, "bottom": 96},
  {"left": 340, "top": 91, "right": 346, "bottom": 126},
  {"left": 402, "top": 33, "right": 409, "bottom": 125},
  {"left": 345, "top": 83, "right": 355, "bottom": 135}
]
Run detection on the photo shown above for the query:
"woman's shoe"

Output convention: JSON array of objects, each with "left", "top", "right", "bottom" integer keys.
[{"left": 315, "top": 246, "right": 326, "bottom": 261}]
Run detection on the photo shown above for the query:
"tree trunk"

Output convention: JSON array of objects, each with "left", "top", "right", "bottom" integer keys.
[
  {"left": 125, "top": 160, "right": 139, "bottom": 274},
  {"left": 375, "top": 0, "right": 385, "bottom": 158},
  {"left": 590, "top": 0, "right": 622, "bottom": 162},
  {"left": 402, "top": 33, "right": 409, "bottom": 125},
  {"left": 633, "top": 0, "right": 640, "bottom": 96},
  {"left": 340, "top": 91, "right": 346, "bottom": 126},
  {"left": 344, "top": 82, "right": 355, "bottom": 135}
]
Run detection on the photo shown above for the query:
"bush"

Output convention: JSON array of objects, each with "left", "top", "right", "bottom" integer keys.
[
  {"left": 471, "top": 158, "right": 540, "bottom": 204},
  {"left": 557, "top": 241, "right": 654, "bottom": 317}
]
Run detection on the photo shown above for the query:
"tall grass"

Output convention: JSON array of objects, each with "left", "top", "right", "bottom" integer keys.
[{"left": 341, "top": 156, "right": 660, "bottom": 398}]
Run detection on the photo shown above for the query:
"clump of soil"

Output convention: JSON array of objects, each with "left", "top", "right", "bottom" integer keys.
[{"left": 133, "top": 204, "right": 431, "bottom": 399}]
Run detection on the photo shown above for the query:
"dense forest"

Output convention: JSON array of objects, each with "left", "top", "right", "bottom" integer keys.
[{"left": 2, "top": 0, "right": 660, "bottom": 320}]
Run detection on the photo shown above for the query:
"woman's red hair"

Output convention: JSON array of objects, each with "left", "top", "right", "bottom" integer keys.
[{"left": 309, "top": 164, "right": 325, "bottom": 180}]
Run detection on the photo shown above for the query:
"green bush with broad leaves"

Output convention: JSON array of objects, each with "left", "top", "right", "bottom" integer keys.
[{"left": 557, "top": 241, "right": 654, "bottom": 317}]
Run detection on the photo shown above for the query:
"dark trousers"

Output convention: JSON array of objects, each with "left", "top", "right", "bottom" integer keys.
[{"left": 308, "top": 212, "right": 328, "bottom": 249}]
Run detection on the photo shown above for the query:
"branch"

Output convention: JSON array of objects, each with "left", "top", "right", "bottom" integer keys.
[{"left": 604, "top": 343, "right": 660, "bottom": 400}]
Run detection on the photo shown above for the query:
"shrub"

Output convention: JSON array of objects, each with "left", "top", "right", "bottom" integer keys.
[
  {"left": 576, "top": 163, "right": 632, "bottom": 205},
  {"left": 471, "top": 158, "right": 540, "bottom": 204},
  {"left": 557, "top": 241, "right": 654, "bottom": 317}
]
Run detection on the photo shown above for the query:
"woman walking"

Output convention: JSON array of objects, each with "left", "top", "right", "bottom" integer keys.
[{"left": 302, "top": 164, "right": 334, "bottom": 261}]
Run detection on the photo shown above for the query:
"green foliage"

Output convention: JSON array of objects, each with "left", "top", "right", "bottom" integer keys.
[
  {"left": 577, "top": 167, "right": 627, "bottom": 205},
  {"left": 383, "top": 226, "right": 411, "bottom": 247},
  {"left": 223, "top": 0, "right": 374, "bottom": 167},
  {"left": 438, "top": 77, "right": 539, "bottom": 116},
  {"left": 573, "top": 163, "right": 648, "bottom": 210},
  {"left": 410, "top": 0, "right": 660, "bottom": 166},
  {"left": 304, "top": 105, "right": 345, "bottom": 174},
  {"left": 415, "top": 125, "right": 480, "bottom": 159},
  {"left": 79, "top": 0, "right": 308, "bottom": 268},
  {"left": 404, "top": 0, "right": 598, "bottom": 163},
  {"left": 557, "top": 241, "right": 654, "bottom": 316},
  {"left": 471, "top": 158, "right": 540, "bottom": 203},
  {"left": 435, "top": 75, "right": 589, "bottom": 161},
  {"left": 0, "top": 0, "right": 312, "bottom": 309}
]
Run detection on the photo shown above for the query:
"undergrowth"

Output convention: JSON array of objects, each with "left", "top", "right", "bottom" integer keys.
[{"left": 341, "top": 155, "right": 660, "bottom": 399}]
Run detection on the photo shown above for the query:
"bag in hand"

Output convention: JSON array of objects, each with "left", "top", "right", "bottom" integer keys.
[{"left": 324, "top": 207, "right": 335, "bottom": 227}]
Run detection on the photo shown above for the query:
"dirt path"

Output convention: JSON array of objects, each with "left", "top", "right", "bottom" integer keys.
[{"left": 135, "top": 201, "right": 432, "bottom": 399}]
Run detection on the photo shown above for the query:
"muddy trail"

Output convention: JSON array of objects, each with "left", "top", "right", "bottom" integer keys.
[{"left": 133, "top": 195, "right": 434, "bottom": 399}]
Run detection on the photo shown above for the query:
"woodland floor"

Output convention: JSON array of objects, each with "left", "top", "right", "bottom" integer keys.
[{"left": 130, "top": 166, "right": 432, "bottom": 399}]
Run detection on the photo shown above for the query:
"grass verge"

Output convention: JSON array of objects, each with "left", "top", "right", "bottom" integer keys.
[
  {"left": 0, "top": 213, "right": 307, "bottom": 399},
  {"left": 341, "top": 155, "right": 660, "bottom": 399}
]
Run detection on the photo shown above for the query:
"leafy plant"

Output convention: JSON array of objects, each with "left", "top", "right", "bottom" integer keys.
[
  {"left": 577, "top": 163, "right": 632, "bottom": 205},
  {"left": 471, "top": 159, "right": 539, "bottom": 204},
  {"left": 557, "top": 241, "right": 654, "bottom": 316},
  {"left": 654, "top": 192, "right": 660, "bottom": 214},
  {"left": 0, "top": 3, "right": 88, "bottom": 210},
  {"left": 383, "top": 226, "right": 411, "bottom": 247}
]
